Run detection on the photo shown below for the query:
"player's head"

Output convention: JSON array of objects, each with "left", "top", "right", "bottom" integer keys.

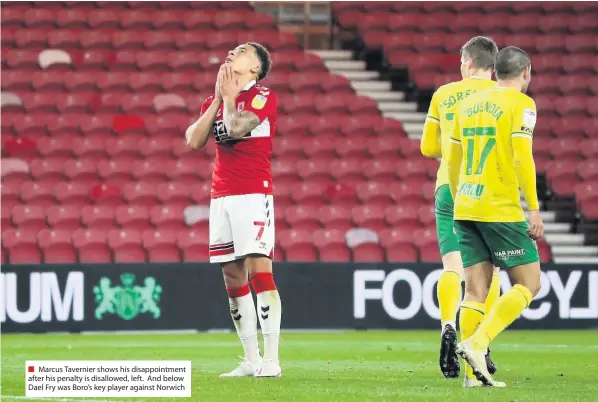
[
  {"left": 225, "top": 42, "right": 271, "bottom": 81},
  {"left": 460, "top": 36, "right": 498, "bottom": 79},
  {"left": 494, "top": 46, "right": 532, "bottom": 93}
]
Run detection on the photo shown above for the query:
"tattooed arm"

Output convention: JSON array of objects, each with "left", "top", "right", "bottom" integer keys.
[{"left": 222, "top": 96, "right": 261, "bottom": 139}]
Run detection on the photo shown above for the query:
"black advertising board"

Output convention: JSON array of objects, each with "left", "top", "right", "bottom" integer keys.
[{"left": 1, "top": 263, "right": 597, "bottom": 333}]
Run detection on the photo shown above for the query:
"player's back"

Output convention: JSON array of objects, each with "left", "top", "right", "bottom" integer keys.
[
  {"left": 452, "top": 87, "right": 536, "bottom": 223},
  {"left": 429, "top": 78, "right": 495, "bottom": 190}
]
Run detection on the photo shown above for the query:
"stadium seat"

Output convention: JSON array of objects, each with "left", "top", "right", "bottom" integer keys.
[
  {"left": 11, "top": 205, "right": 47, "bottom": 231},
  {"left": 352, "top": 205, "right": 387, "bottom": 231},
  {"left": 47, "top": 206, "right": 81, "bottom": 231},
  {"left": 72, "top": 228, "right": 111, "bottom": 263},
  {"left": 108, "top": 229, "right": 146, "bottom": 262},
  {"left": 177, "top": 230, "right": 209, "bottom": 262},
  {"left": 38, "top": 229, "right": 77, "bottom": 263},
  {"left": 143, "top": 230, "right": 180, "bottom": 262},
  {"left": 284, "top": 205, "right": 321, "bottom": 231},
  {"left": 150, "top": 205, "right": 185, "bottom": 231},
  {"left": 3, "top": 229, "right": 42, "bottom": 264},
  {"left": 20, "top": 181, "right": 56, "bottom": 207},
  {"left": 352, "top": 243, "right": 385, "bottom": 262}
]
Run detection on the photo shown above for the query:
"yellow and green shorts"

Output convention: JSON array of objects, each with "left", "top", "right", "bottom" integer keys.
[
  {"left": 434, "top": 184, "right": 460, "bottom": 257},
  {"left": 454, "top": 220, "right": 540, "bottom": 270}
]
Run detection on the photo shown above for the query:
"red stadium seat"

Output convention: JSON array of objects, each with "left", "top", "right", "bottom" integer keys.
[
  {"left": 352, "top": 205, "right": 387, "bottom": 231},
  {"left": 55, "top": 182, "right": 90, "bottom": 206},
  {"left": 115, "top": 205, "right": 151, "bottom": 231},
  {"left": 64, "top": 159, "right": 99, "bottom": 183},
  {"left": 122, "top": 182, "right": 157, "bottom": 207},
  {"left": 283, "top": 243, "right": 318, "bottom": 261},
  {"left": 356, "top": 182, "right": 394, "bottom": 207},
  {"left": 132, "top": 158, "right": 168, "bottom": 183},
  {"left": 11, "top": 205, "right": 47, "bottom": 231},
  {"left": 352, "top": 243, "right": 385, "bottom": 262},
  {"left": 385, "top": 205, "right": 421, "bottom": 231},
  {"left": 81, "top": 205, "right": 115, "bottom": 230},
  {"left": 284, "top": 205, "right": 321, "bottom": 230},
  {"left": 47, "top": 206, "right": 81, "bottom": 231},
  {"left": 150, "top": 205, "right": 185, "bottom": 231},
  {"left": 38, "top": 229, "right": 77, "bottom": 263},
  {"left": 72, "top": 228, "right": 112, "bottom": 263},
  {"left": 20, "top": 181, "right": 56, "bottom": 207},
  {"left": 330, "top": 158, "right": 366, "bottom": 184},
  {"left": 3, "top": 230, "right": 41, "bottom": 264},
  {"left": 108, "top": 229, "right": 146, "bottom": 262},
  {"left": 362, "top": 157, "right": 398, "bottom": 183},
  {"left": 177, "top": 230, "right": 209, "bottom": 262},
  {"left": 319, "top": 205, "right": 353, "bottom": 231},
  {"left": 143, "top": 230, "right": 180, "bottom": 262},
  {"left": 313, "top": 229, "right": 349, "bottom": 262}
]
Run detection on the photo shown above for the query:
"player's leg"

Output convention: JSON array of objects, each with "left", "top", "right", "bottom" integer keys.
[
  {"left": 458, "top": 221, "right": 540, "bottom": 387},
  {"left": 434, "top": 185, "right": 462, "bottom": 378},
  {"left": 453, "top": 220, "right": 495, "bottom": 387},
  {"left": 484, "top": 266, "right": 501, "bottom": 374},
  {"left": 466, "top": 223, "right": 541, "bottom": 361},
  {"left": 229, "top": 194, "right": 281, "bottom": 377},
  {"left": 210, "top": 197, "right": 261, "bottom": 378}
]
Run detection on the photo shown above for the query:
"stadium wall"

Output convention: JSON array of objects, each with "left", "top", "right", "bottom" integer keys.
[{"left": 2, "top": 263, "right": 597, "bottom": 333}]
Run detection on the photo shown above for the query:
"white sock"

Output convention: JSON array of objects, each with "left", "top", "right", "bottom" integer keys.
[
  {"left": 441, "top": 321, "right": 456, "bottom": 332},
  {"left": 228, "top": 293, "right": 260, "bottom": 364},
  {"left": 256, "top": 290, "right": 282, "bottom": 362}
]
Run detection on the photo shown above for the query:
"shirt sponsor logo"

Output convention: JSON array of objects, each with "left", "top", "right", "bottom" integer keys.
[
  {"left": 251, "top": 95, "right": 267, "bottom": 110},
  {"left": 237, "top": 102, "right": 245, "bottom": 112},
  {"left": 520, "top": 126, "right": 533, "bottom": 134},
  {"left": 523, "top": 108, "right": 536, "bottom": 127},
  {"left": 494, "top": 249, "right": 525, "bottom": 261}
]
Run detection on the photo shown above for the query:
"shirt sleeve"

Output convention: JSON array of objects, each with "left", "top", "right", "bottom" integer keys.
[
  {"left": 243, "top": 89, "right": 277, "bottom": 122},
  {"left": 511, "top": 96, "right": 537, "bottom": 140},
  {"left": 511, "top": 96, "right": 539, "bottom": 210},
  {"left": 199, "top": 96, "right": 214, "bottom": 117},
  {"left": 421, "top": 91, "right": 441, "bottom": 158},
  {"left": 426, "top": 91, "right": 440, "bottom": 123}
]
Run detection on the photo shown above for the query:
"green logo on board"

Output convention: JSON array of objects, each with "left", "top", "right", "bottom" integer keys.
[{"left": 93, "top": 274, "right": 162, "bottom": 320}]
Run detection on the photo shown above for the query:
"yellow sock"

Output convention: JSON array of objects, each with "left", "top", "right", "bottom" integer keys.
[
  {"left": 470, "top": 284, "right": 532, "bottom": 350},
  {"left": 460, "top": 301, "right": 485, "bottom": 379},
  {"left": 437, "top": 271, "right": 462, "bottom": 327},
  {"left": 485, "top": 274, "right": 501, "bottom": 315}
]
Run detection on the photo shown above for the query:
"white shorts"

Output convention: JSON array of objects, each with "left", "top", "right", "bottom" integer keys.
[{"left": 209, "top": 194, "right": 275, "bottom": 263}]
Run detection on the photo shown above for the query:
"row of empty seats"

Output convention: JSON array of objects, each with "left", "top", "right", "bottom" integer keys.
[
  {"left": 333, "top": 1, "right": 598, "bottom": 14},
  {"left": 2, "top": 203, "right": 443, "bottom": 232},
  {"left": 3, "top": 49, "right": 322, "bottom": 71},
  {"left": 339, "top": 11, "right": 596, "bottom": 34},
  {"left": 2, "top": 71, "right": 353, "bottom": 94},
  {"left": 363, "top": 32, "right": 597, "bottom": 54},
  {"left": 1, "top": 227, "right": 553, "bottom": 265}
]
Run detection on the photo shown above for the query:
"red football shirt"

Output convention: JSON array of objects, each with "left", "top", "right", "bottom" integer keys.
[{"left": 199, "top": 80, "right": 277, "bottom": 198}]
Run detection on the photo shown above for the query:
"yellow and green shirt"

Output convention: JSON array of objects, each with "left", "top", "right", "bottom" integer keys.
[
  {"left": 421, "top": 78, "right": 496, "bottom": 191},
  {"left": 448, "top": 87, "right": 539, "bottom": 222}
]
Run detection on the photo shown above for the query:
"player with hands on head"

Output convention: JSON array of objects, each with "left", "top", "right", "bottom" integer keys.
[{"left": 185, "top": 42, "right": 281, "bottom": 378}]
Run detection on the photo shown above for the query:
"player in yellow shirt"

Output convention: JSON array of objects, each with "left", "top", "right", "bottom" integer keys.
[
  {"left": 420, "top": 36, "right": 500, "bottom": 381},
  {"left": 447, "top": 47, "right": 544, "bottom": 387}
]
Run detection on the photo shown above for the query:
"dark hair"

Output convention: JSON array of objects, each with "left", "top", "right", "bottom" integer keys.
[
  {"left": 461, "top": 36, "right": 499, "bottom": 71},
  {"left": 247, "top": 42, "right": 271, "bottom": 81},
  {"left": 494, "top": 46, "right": 531, "bottom": 80}
]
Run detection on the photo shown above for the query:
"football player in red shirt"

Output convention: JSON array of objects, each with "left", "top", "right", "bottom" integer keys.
[{"left": 186, "top": 42, "right": 281, "bottom": 378}]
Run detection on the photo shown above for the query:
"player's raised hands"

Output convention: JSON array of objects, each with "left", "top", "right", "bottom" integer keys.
[
  {"left": 219, "top": 64, "right": 241, "bottom": 100},
  {"left": 214, "top": 65, "right": 224, "bottom": 101},
  {"left": 527, "top": 209, "right": 545, "bottom": 240}
]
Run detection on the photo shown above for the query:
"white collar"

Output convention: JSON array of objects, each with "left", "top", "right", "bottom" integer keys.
[{"left": 242, "top": 80, "right": 257, "bottom": 91}]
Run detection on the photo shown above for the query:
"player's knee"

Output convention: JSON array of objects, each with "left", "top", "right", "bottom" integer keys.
[
  {"left": 245, "top": 254, "right": 273, "bottom": 275},
  {"left": 221, "top": 261, "right": 247, "bottom": 288},
  {"left": 464, "top": 281, "right": 488, "bottom": 302},
  {"left": 442, "top": 251, "right": 463, "bottom": 278}
]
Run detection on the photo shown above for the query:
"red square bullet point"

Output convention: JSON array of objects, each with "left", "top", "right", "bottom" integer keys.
[{"left": 28, "top": 366, "right": 34, "bottom": 373}]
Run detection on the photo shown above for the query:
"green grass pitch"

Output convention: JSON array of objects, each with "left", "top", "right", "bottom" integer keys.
[{"left": 2, "top": 330, "right": 597, "bottom": 401}]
